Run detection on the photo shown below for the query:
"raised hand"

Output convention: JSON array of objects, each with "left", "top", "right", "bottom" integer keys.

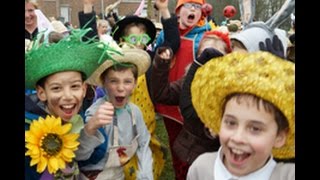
[
  {"left": 259, "top": 35, "right": 285, "bottom": 59},
  {"left": 85, "top": 101, "right": 114, "bottom": 135},
  {"left": 196, "top": 47, "right": 224, "bottom": 65}
]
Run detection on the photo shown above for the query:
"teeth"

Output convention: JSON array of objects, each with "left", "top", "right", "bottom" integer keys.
[
  {"left": 62, "top": 105, "right": 74, "bottom": 109},
  {"left": 231, "top": 148, "right": 244, "bottom": 155}
]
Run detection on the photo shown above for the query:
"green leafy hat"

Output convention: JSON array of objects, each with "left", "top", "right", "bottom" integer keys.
[{"left": 25, "top": 28, "right": 120, "bottom": 89}]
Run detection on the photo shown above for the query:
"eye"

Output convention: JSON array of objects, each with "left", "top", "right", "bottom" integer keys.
[
  {"left": 223, "top": 118, "right": 237, "bottom": 128},
  {"left": 195, "top": 4, "right": 202, "bottom": 9},
  {"left": 50, "top": 86, "right": 61, "bottom": 91},
  {"left": 129, "top": 36, "right": 138, "bottom": 44},
  {"left": 140, "top": 35, "right": 150, "bottom": 45},
  {"left": 71, "top": 84, "right": 82, "bottom": 89},
  {"left": 248, "top": 125, "right": 263, "bottom": 134}
]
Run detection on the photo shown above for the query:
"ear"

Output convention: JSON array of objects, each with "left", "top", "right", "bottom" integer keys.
[
  {"left": 273, "top": 129, "right": 288, "bottom": 148},
  {"left": 82, "top": 83, "right": 88, "bottom": 99},
  {"left": 36, "top": 86, "right": 47, "bottom": 102}
]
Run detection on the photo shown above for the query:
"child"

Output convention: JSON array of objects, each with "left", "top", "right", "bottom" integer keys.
[
  {"left": 151, "top": 30, "right": 232, "bottom": 179},
  {"left": 95, "top": 1, "right": 181, "bottom": 178},
  {"left": 153, "top": 0, "right": 218, "bottom": 178},
  {"left": 187, "top": 51, "right": 295, "bottom": 179},
  {"left": 25, "top": 28, "right": 115, "bottom": 179},
  {"left": 76, "top": 48, "right": 154, "bottom": 179}
]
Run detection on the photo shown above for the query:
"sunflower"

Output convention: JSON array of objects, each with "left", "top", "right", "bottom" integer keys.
[{"left": 25, "top": 115, "right": 80, "bottom": 174}]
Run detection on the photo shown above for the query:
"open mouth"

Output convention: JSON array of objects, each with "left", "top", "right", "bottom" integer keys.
[
  {"left": 60, "top": 104, "right": 76, "bottom": 116},
  {"left": 228, "top": 147, "right": 251, "bottom": 165},
  {"left": 115, "top": 96, "right": 125, "bottom": 104},
  {"left": 188, "top": 14, "right": 195, "bottom": 21}
]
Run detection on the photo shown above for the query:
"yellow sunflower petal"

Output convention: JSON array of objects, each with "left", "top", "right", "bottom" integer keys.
[
  {"left": 37, "top": 156, "right": 48, "bottom": 173},
  {"left": 26, "top": 115, "right": 80, "bottom": 175},
  {"left": 57, "top": 156, "right": 66, "bottom": 169},
  {"left": 61, "top": 148, "right": 75, "bottom": 162},
  {"left": 25, "top": 133, "right": 40, "bottom": 145},
  {"left": 57, "top": 123, "right": 72, "bottom": 135},
  {"left": 30, "top": 156, "right": 39, "bottom": 166},
  {"left": 48, "top": 156, "right": 60, "bottom": 174},
  {"left": 63, "top": 133, "right": 79, "bottom": 142},
  {"left": 29, "top": 120, "right": 44, "bottom": 137},
  {"left": 63, "top": 140, "right": 80, "bottom": 149}
]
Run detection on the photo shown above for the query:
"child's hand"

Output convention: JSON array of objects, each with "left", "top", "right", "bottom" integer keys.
[
  {"left": 159, "top": 48, "right": 171, "bottom": 61},
  {"left": 154, "top": 0, "right": 168, "bottom": 11},
  {"left": 85, "top": 102, "right": 114, "bottom": 135}
]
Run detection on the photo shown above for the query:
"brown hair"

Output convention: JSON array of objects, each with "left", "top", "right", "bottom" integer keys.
[
  {"left": 222, "top": 93, "right": 289, "bottom": 134},
  {"left": 100, "top": 63, "right": 138, "bottom": 84},
  {"left": 122, "top": 22, "right": 147, "bottom": 37}
]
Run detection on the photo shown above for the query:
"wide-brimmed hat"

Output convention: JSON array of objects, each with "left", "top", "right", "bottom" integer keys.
[
  {"left": 111, "top": 15, "right": 156, "bottom": 45},
  {"left": 25, "top": 28, "right": 117, "bottom": 89},
  {"left": 191, "top": 51, "right": 295, "bottom": 159},
  {"left": 86, "top": 48, "right": 151, "bottom": 86},
  {"left": 51, "top": 20, "right": 69, "bottom": 34}
]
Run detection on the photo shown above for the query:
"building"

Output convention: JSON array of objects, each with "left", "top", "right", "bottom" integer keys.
[{"left": 36, "top": 0, "right": 160, "bottom": 28}]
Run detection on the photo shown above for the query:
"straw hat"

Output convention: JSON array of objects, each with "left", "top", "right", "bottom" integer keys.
[
  {"left": 25, "top": 28, "right": 116, "bottom": 89},
  {"left": 86, "top": 48, "right": 151, "bottom": 86},
  {"left": 191, "top": 51, "right": 295, "bottom": 159},
  {"left": 51, "top": 20, "right": 69, "bottom": 34}
]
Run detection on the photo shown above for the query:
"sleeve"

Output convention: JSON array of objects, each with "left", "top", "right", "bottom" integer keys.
[
  {"left": 179, "top": 61, "right": 201, "bottom": 123},
  {"left": 77, "top": 127, "right": 108, "bottom": 167},
  {"left": 134, "top": 107, "right": 154, "bottom": 180},
  {"left": 78, "top": 10, "right": 98, "bottom": 41},
  {"left": 187, "top": 157, "right": 203, "bottom": 180},
  {"left": 159, "top": 14, "right": 180, "bottom": 54},
  {"left": 150, "top": 47, "right": 183, "bottom": 105},
  {"left": 75, "top": 101, "right": 106, "bottom": 161}
]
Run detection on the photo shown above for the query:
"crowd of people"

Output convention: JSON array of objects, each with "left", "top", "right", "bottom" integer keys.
[{"left": 25, "top": 0, "right": 295, "bottom": 179}]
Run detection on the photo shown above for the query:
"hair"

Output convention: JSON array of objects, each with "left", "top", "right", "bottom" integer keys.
[
  {"left": 48, "top": 31, "right": 64, "bottom": 44},
  {"left": 198, "top": 31, "right": 232, "bottom": 55},
  {"left": 122, "top": 22, "right": 147, "bottom": 37},
  {"left": 25, "top": 0, "right": 38, "bottom": 9},
  {"left": 97, "top": 19, "right": 109, "bottom": 28},
  {"left": 36, "top": 72, "right": 86, "bottom": 88},
  {"left": 100, "top": 63, "right": 138, "bottom": 84},
  {"left": 222, "top": 93, "right": 289, "bottom": 134}
]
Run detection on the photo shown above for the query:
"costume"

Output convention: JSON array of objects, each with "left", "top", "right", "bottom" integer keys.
[
  {"left": 231, "top": 0, "right": 295, "bottom": 56},
  {"left": 25, "top": 94, "right": 108, "bottom": 180},
  {"left": 151, "top": 47, "right": 223, "bottom": 179},
  {"left": 153, "top": 0, "right": 212, "bottom": 177},
  {"left": 190, "top": 51, "right": 295, "bottom": 179},
  {"left": 77, "top": 98, "right": 153, "bottom": 179},
  {"left": 91, "top": 14, "right": 181, "bottom": 179},
  {"left": 25, "top": 28, "right": 115, "bottom": 179}
]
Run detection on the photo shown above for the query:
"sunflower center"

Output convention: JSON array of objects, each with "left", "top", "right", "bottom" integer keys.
[{"left": 41, "top": 133, "right": 63, "bottom": 156}]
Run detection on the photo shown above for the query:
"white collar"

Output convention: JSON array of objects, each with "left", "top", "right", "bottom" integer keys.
[{"left": 214, "top": 147, "right": 276, "bottom": 180}]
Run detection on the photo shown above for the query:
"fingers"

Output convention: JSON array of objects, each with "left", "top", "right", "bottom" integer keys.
[
  {"left": 158, "top": 47, "right": 171, "bottom": 60},
  {"left": 259, "top": 41, "right": 266, "bottom": 51},
  {"left": 265, "top": 38, "right": 274, "bottom": 52}
]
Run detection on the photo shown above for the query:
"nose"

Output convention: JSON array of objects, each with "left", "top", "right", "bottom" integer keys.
[
  {"left": 230, "top": 127, "right": 246, "bottom": 144},
  {"left": 62, "top": 88, "right": 73, "bottom": 100},
  {"left": 116, "top": 83, "right": 125, "bottom": 92}
]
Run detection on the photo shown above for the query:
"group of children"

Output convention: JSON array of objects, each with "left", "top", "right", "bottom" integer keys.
[{"left": 25, "top": 0, "right": 295, "bottom": 179}]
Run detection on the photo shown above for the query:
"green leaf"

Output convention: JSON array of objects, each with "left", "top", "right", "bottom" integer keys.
[{"left": 69, "top": 115, "right": 84, "bottom": 133}]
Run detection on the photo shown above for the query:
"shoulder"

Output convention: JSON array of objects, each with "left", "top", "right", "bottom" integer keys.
[
  {"left": 128, "top": 102, "right": 141, "bottom": 111},
  {"left": 191, "top": 152, "right": 217, "bottom": 169},
  {"left": 188, "top": 152, "right": 217, "bottom": 179},
  {"left": 270, "top": 162, "right": 295, "bottom": 180}
]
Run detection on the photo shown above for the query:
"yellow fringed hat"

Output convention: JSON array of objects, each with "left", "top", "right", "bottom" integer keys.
[{"left": 191, "top": 51, "right": 295, "bottom": 159}]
